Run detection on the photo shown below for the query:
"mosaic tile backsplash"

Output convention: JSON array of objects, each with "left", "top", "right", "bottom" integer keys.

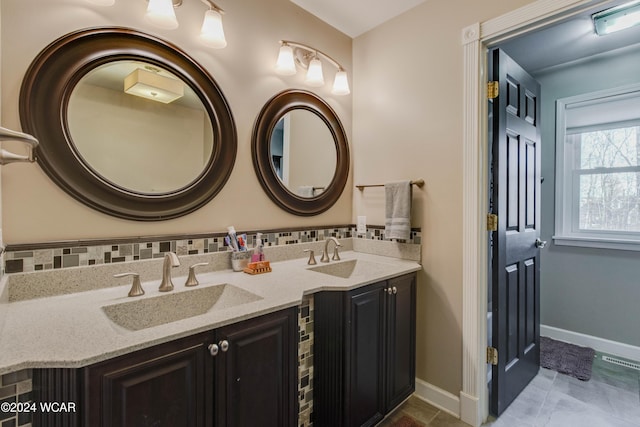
[
  {"left": 3, "top": 225, "right": 421, "bottom": 274},
  {"left": 0, "top": 369, "right": 32, "bottom": 427},
  {"left": 298, "top": 296, "right": 314, "bottom": 427}
]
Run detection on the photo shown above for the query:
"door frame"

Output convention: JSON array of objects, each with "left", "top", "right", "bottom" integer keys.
[{"left": 460, "top": 1, "right": 616, "bottom": 425}]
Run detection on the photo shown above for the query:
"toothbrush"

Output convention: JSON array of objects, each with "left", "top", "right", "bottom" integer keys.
[{"left": 226, "top": 226, "right": 240, "bottom": 252}]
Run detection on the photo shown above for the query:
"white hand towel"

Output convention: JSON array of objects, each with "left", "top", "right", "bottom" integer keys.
[
  {"left": 297, "top": 186, "right": 314, "bottom": 197},
  {"left": 385, "top": 181, "right": 412, "bottom": 240}
]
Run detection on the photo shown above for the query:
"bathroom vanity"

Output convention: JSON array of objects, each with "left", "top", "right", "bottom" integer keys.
[
  {"left": 315, "top": 273, "right": 416, "bottom": 426},
  {"left": 0, "top": 248, "right": 420, "bottom": 427}
]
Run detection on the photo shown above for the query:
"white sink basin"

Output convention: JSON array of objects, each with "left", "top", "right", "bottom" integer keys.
[
  {"left": 308, "top": 259, "right": 389, "bottom": 279},
  {"left": 101, "top": 283, "right": 262, "bottom": 331}
]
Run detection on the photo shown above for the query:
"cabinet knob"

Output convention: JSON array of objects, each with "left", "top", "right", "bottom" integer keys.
[
  {"left": 386, "top": 288, "right": 393, "bottom": 295},
  {"left": 392, "top": 286, "right": 397, "bottom": 295},
  {"left": 219, "top": 340, "right": 230, "bottom": 352},
  {"left": 208, "top": 343, "right": 219, "bottom": 356}
]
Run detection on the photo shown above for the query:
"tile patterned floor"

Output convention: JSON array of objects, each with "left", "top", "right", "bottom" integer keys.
[
  {"left": 484, "top": 353, "right": 640, "bottom": 427},
  {"left": 378, "top": 395, "right": 470, "bottom": 427},
  {"left": 380, "top": 353, "right": 640, "bottom": 427}
]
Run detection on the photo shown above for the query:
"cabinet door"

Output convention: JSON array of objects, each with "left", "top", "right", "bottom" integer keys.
[
  {"left": 84, "top": 331, "right": 212, "bottom": 427},
  {"left": 214, "top": 307, "right": 297, "bottom": 427},
  {"left": 346, "top": 282, "right": 386, "bottom": 427},
  {"left": 385, "top": 273, "right": 417, "bottom": 410}
]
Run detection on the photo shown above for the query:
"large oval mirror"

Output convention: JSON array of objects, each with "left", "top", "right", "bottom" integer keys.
[
  {"left": 68, "top": 60, "right": 214, "bottom": 194},
  {"left": 19, "top": 28, "right": 236, "bottom": 220},
  {"left": 252, "top": 90, "right": 349, "bottom": 215}
]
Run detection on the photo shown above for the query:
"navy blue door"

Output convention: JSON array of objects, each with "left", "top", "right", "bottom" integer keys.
[{"left": 490, "top": 48, "right": 542, "bottom": 417}]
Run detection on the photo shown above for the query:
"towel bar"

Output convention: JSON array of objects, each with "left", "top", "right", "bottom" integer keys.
[
  {"left": 0, "top": 126, "right": 39, "bottom": 165},
  {"left": 356, "top": 178, "right": 424, "bottom": 191}
]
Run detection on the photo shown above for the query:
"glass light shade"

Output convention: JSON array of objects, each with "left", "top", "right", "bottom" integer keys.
[
  {"left": 145, "top": 0, "right": 179, "bottom": 30},
  {"left": 86, "top": 0, "right": 115, "bottom": 5},
  {"left": 593, "top": 1, "right": 640, "bottom": 35},
  {"left": 200, "top": 9, "right": 227, "bottom": 49},
  {"left": 332, "top": 70, "right": 350, "bottom": 96},
  {"left": 305, "top": 58, "right": 324, "bottom": 87},
  {"left": 275, "top": 45, "right": 297, "bottom": 76}
]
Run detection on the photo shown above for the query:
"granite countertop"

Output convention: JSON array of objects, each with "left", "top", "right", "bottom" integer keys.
[{"left": 0, "top": 247, "right": 420, "bottom": 375}]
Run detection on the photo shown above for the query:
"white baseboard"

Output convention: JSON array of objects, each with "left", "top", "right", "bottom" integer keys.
[
  {"left": 414, "top": 378, "right": 460, "bottom": 418},
  {"left": 459, "top": 391, "right": 482, "bottom": 427},
  {"left": 541, "top": 325, "right": 640, "bottom": 362}
]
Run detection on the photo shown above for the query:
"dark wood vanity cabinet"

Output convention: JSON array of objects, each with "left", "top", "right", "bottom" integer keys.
[
  {"left": 314, "top": 273, "right": 416, "bottom": 427},
  {"left": 83, "top": 331, "right": 212, "bottom": 427},
  {"left": 214, "top": 307, "right": 298, "bottom": 427},
  {"left": 35, "top": 308, "right": 298, "bottom": 427}
]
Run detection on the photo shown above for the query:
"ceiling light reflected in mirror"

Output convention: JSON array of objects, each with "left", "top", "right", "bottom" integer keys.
[{"left": 124, "top": 67, "right": 184, "bottom": 103}]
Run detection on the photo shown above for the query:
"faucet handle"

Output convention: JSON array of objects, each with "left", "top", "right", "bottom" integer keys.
[
  {"left": 114, "top": 272, "right": 144, "bottom": 297},
  {"left": 185, "top": 262, "right": 209, "bottom": 287},
  {"left": 303, "top": 249, "right": 317, "bottom": 265},
  {"left": 332, "top": 245, "right": 341, "bottom": 261}
]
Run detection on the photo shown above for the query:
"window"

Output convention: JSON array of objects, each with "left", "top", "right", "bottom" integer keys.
[{"left": 555, "top": 85, "right": 640, "bottom": 250}]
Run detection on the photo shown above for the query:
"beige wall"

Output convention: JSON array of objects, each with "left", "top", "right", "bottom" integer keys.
[
  {"left": 352, "top": 0, "right": 536, "bottom": 395},
  {"left": 0, "top": 0, "right": 352, "bottom": 243}
]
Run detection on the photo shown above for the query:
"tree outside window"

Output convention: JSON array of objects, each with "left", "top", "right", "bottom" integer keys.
[
  {"left": 574, "top": 126, "right": 640, "bottom": 233},
  {"left": 555, "top": 84, "right": 640, "bottom": 250}
]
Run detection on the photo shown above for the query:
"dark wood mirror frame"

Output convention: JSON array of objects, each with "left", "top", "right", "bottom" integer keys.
[
  {"left": 251, "top": 90, "right": 350, "bottom": 216},
  {"left": 19, "top": 27, "right": 237, "bottom": 221}
]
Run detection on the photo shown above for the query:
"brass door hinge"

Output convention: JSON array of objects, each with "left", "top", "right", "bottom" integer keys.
[
  {"left": 487, "top": 347, "right": 498, "bottom": 365},
  {"left": 487, "top": 214, "right": 498, "bottom": 231},
  {"left": 487, "top": 81, "right": 499, "bottom": 99}
]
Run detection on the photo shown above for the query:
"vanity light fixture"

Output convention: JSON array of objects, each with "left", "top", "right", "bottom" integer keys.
[
  {"left": 305, "top": 56, "right": 325, "bottom": 87},
  {"left": 200, "top": 6, "right": 227, "bottom": 48},
  {"left": 592, "top": 0, "right": 640, "bottom": 35},
  {"left": 145, "top": 0, "right": 180, "bottom": 30},
  {"left": 124, "top": 67, "right": 185, "bottom": 104},
  {"left": 275, "top": 41, "right": 350, "bottom": 96},
  {"left": 86, "top": 0, "right": 227, "bottom": 48},
  {"left": 145, "top": 0, "right": 227, "bottom": 48}
]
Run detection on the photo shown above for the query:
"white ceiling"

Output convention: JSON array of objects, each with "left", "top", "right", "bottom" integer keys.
[
  {"left": 495, "top": 1, "right": 640, "bottom": 73},
  {"left": 292, "top": 0, "right": 640, "bottom": 72},
  {"left": 289, "top": 0, "right": 427, "bottom": 38}
]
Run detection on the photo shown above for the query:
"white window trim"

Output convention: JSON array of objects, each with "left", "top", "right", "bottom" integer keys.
[{"left": 554, "top": 83, "right": 640, "bottom": 251}]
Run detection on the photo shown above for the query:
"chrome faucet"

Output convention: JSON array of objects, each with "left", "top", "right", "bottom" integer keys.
[
  {"left": 320, "top": 237, "right": 341, "bottom": 263},
  {"left": 159, "top": 252, "right": 180, "bottom": 292}
]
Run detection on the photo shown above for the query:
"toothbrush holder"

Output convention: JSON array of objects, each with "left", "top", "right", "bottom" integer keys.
[{"left": 230, "top": 250, "right": 254, "bottom": 272}]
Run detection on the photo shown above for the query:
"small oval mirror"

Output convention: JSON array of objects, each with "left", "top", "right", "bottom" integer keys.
[
  {"left": 252, "top": 90, "right": 349, "bottom": 216},
  {"left": 269, "top": 109, "right": 337, "bottom": 198}
]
